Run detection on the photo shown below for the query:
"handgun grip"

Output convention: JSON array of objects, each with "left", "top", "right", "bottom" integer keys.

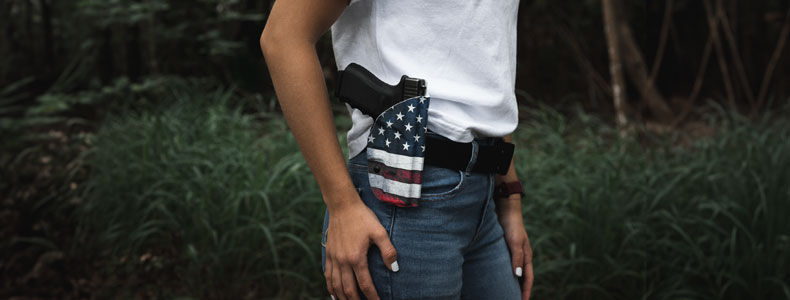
[{"left": 335, "top": 63, "right": 400, "bottom": 118}]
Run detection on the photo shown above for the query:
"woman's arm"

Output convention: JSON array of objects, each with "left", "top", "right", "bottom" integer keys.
[
  {"left": 261, "top": 1, "right": 397, "bottom": 299},
  {"left": 495, "top": 134, "right": 534, "bottom": 300}
]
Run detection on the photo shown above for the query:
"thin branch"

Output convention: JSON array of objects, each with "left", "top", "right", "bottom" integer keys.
[
  {"left": 672, "top": 35, "right": 713, "bottom": 128},
  {"left": 649, "top": 0, "right": 674, "bottom": 82},
  {"left": 546, "top": 6, "right": 612, "bottom": 99},
  {"left": 554, "top": 20, "right": 612, "bottom": 98},
  {"left": 716, "top": 0, "right": 756, "bottom": 107},
  {"left": 702, "top": 0, "right": 737, "bottom": 111},
  {"left": 754, "top": 7, "right": 790, "bottom": 114}
]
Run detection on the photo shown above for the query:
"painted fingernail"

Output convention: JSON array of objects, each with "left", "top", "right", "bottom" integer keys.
[
  {"left": 330, "top": 295, "right": 336, "bottom": 300},
  {"left": 515, "top": 267, "right": 523, "bottom": 277},
  {"left": 391, "top": 260, "right": 400, "bottom": 272}
]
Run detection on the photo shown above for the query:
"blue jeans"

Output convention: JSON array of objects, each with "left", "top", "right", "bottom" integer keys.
[{"left": 321, "top": 133, "right": 521, "bottom": 299}]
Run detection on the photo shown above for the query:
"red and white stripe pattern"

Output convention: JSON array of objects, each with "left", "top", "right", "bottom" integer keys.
[
  {"left": 365, "top": 96, "right": 429, "bottom": 207},
  {"left": 367, "top": 148, "right": 423, "bottom": 206}
]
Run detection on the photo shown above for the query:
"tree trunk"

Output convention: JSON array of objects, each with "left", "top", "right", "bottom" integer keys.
[
  {"left": 126, "top": 25, "right": 142, "bottom": 82},
  {"left": 717, "top": 0, "right": 756, "bottom": 108},
  {"left": 554, "top": 20, "right": 612, "bottom": 101},
  {"left": 601, "top": 0, "right": 629, "bottom": 134},
  {"left": 702, "top": 0, "right": 737, "bottom": 111},
  {"left": 99, "top": 28, "right": 115, "bottom": 82},
  {"left": 755, "top": 7, "right": 790, "bottom": 114},
  {"left": 0, "top": 0, "right": 10, "bottom": 83},
  {"left": 40, "top": 0, "right": 54, "bottom": 70},
  {"left": 144, "top": 0, "right": 159, "bottom": 74},
  {"left": 650, "top": 0, "right": 673, "bottom": 81},
  {"left": 612, "top": 0, "right": 673, "bottom": 122}
]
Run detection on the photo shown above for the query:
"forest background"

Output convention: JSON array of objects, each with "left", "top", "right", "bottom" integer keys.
[{"left": 1, "top": 0, "right": 789, "bottom": 299}]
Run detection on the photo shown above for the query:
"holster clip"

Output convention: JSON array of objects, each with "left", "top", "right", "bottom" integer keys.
[{"left": 489, "top": 138, "right": 515, "bottom": 175}]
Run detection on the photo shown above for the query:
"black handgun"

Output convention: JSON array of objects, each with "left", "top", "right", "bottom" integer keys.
[{"left": 335, "top": 63, "right": 426, "bottom": 118}]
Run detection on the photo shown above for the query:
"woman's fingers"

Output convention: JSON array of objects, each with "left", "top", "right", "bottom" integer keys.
[
  {"left": 340, "top": 264, "right": 361, "bottom": 300},
  {"left": 331, "top": 259, "right": 345, "bottom": 300},
  {"left": 325, "top": 258, "right": 336, "bottom": 299},
  {"left": 371, "top": 227, "right": 399, "bottom": 272},
  {"left": 509, "top": 237, "right": 525, "bottom": 278},
  {"left": 522, "top": 239, "right": 534, "bottom": 300},
  {"left": 522, "top": 261, "right": 534, "bottom": 300},
  {"left": 353, "top": 259, "right": 380, "bottom": 300}
]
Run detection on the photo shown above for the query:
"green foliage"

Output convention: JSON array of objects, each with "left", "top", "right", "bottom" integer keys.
[
  {"left": 0, "top": 75, "right": 89, "bottom": 201},
  {"left": 0, "top": 77, "right": 38, "bottom": 146},
  {"left": 76, "top": 0, "right": 169, "bottom": 27},
  {"left": 37, "top": 76, "right": 222, "bottom": 114},
  {"left": 1, "top": 0, "right": 274, "bottom": 102},
  {"left": 517, "top": 104, "right": 790, "bottom": 299},
  {"left": 77, "top": 89, "right": 324, "bottom": 298},
  {"left": 75, "top": 90, "right": 790, "bottom": 298},
  {"left": 0, "top": 78, "right": 94, "bottom": 299},
  {"left": 4, "top": 0, "right": 789, "bottom": 297},
  {"left": 2, "top": 75, "right": 210, "bottom": 154}
]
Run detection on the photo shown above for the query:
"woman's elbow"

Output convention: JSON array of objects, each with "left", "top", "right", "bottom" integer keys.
[
  {"left": 259, "top": 27, "right": 278, "bottom": 58},
  {"left": 260, "top": 27, "right": 312, "bottom": 59}
]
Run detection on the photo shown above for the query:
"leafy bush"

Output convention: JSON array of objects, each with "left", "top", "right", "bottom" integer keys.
[
  {"left": 1, "top": 77, "right": 94, "bottom": 298},
  {"left": 518, "top": 105, "right": 790, "bottom": 299},
  {"left": 77, "top": 90, "right": 790, "bottom": 299},
  {"left": 77, "top": 89, "right": 325, "bottom": 299}
]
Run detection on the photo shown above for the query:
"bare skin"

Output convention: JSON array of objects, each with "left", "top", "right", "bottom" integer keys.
[
  {"left": 261, "top": 1, "right": 395, "bottom": 299},
  {"left": 496, "top": 135, "right": 535, "bottom": 300},
  {"left": 261, "top": 1, "right": 532, "bottom": 299}
]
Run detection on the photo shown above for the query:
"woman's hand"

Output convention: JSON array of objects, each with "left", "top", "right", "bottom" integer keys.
[
  {"left": 496, "top": 194, "right": 534, "bottom": 300},
  {"left": 260, "top": 0, "right": 393, "bottom": 299},
  {"left": 324, "top": 197, "right": 399, "bottom": 300}
]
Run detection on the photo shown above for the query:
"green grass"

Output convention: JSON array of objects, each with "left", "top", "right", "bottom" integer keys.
[
  {"left": 518, "top": 105, "right": 790, "bottom": 299},
  {"left": 77, "top": 90, "right": 790, "bottom": 299},
  {"left": 77, "top": 88, "right": 327, "bottom": 299}
]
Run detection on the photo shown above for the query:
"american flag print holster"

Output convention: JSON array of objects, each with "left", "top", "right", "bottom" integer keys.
[{"left": 365, "top": 95, "right": 429, "bottom": 207}]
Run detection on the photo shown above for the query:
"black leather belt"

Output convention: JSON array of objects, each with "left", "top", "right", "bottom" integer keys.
[{"left": 423, "top": 134, "right": 514, "bottom": 175}]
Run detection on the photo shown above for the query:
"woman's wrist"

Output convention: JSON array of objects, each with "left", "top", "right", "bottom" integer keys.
[
  {"left": 495, "top": 193, "right": 522, "bottom": 213},
  {"left": 322, "top": 180, "right": 364, "bottom": 214}
]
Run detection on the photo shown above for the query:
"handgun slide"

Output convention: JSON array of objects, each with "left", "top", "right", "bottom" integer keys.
[{"left": 335, "top": 63, "right": 426, "bottom": 118}]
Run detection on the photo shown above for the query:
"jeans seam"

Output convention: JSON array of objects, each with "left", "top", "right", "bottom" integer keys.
[
  {"left": 348, "top": 162, "right": 367, "bottom": 173},
  {"left": 387, "top": 206, "right": 396, "bottom": 300},
  {"left": 470, "top": 173, "right": 495, "bottom": 243}
]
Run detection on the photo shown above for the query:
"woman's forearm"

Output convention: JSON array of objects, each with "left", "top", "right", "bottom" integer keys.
[{"left": 260, "top": 1, "right": 358, "bottom": 211}]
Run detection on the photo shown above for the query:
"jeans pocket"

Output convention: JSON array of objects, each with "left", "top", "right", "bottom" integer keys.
[
  {"left": 419, "top": 164, "right": 465, "bottom": 201},
  {"left": 348, "top": 161, "right": 369, "bottom": 174}
]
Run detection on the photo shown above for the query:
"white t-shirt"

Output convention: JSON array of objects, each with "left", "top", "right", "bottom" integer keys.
[{"left": 332, "top": 0, "right": 520, "bottom": 159}]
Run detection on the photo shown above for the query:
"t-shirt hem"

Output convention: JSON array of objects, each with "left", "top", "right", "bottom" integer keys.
[
  {"left": 426, "top": 116, "right": 474, "bottom": 143},
  {"left": 347, "top": 131, "right": 369, "bottom": 160}
]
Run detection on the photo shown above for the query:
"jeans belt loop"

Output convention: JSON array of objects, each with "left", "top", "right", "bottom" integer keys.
[{"left": 464, "top": 140, "right": 480, "bottom": 177}]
